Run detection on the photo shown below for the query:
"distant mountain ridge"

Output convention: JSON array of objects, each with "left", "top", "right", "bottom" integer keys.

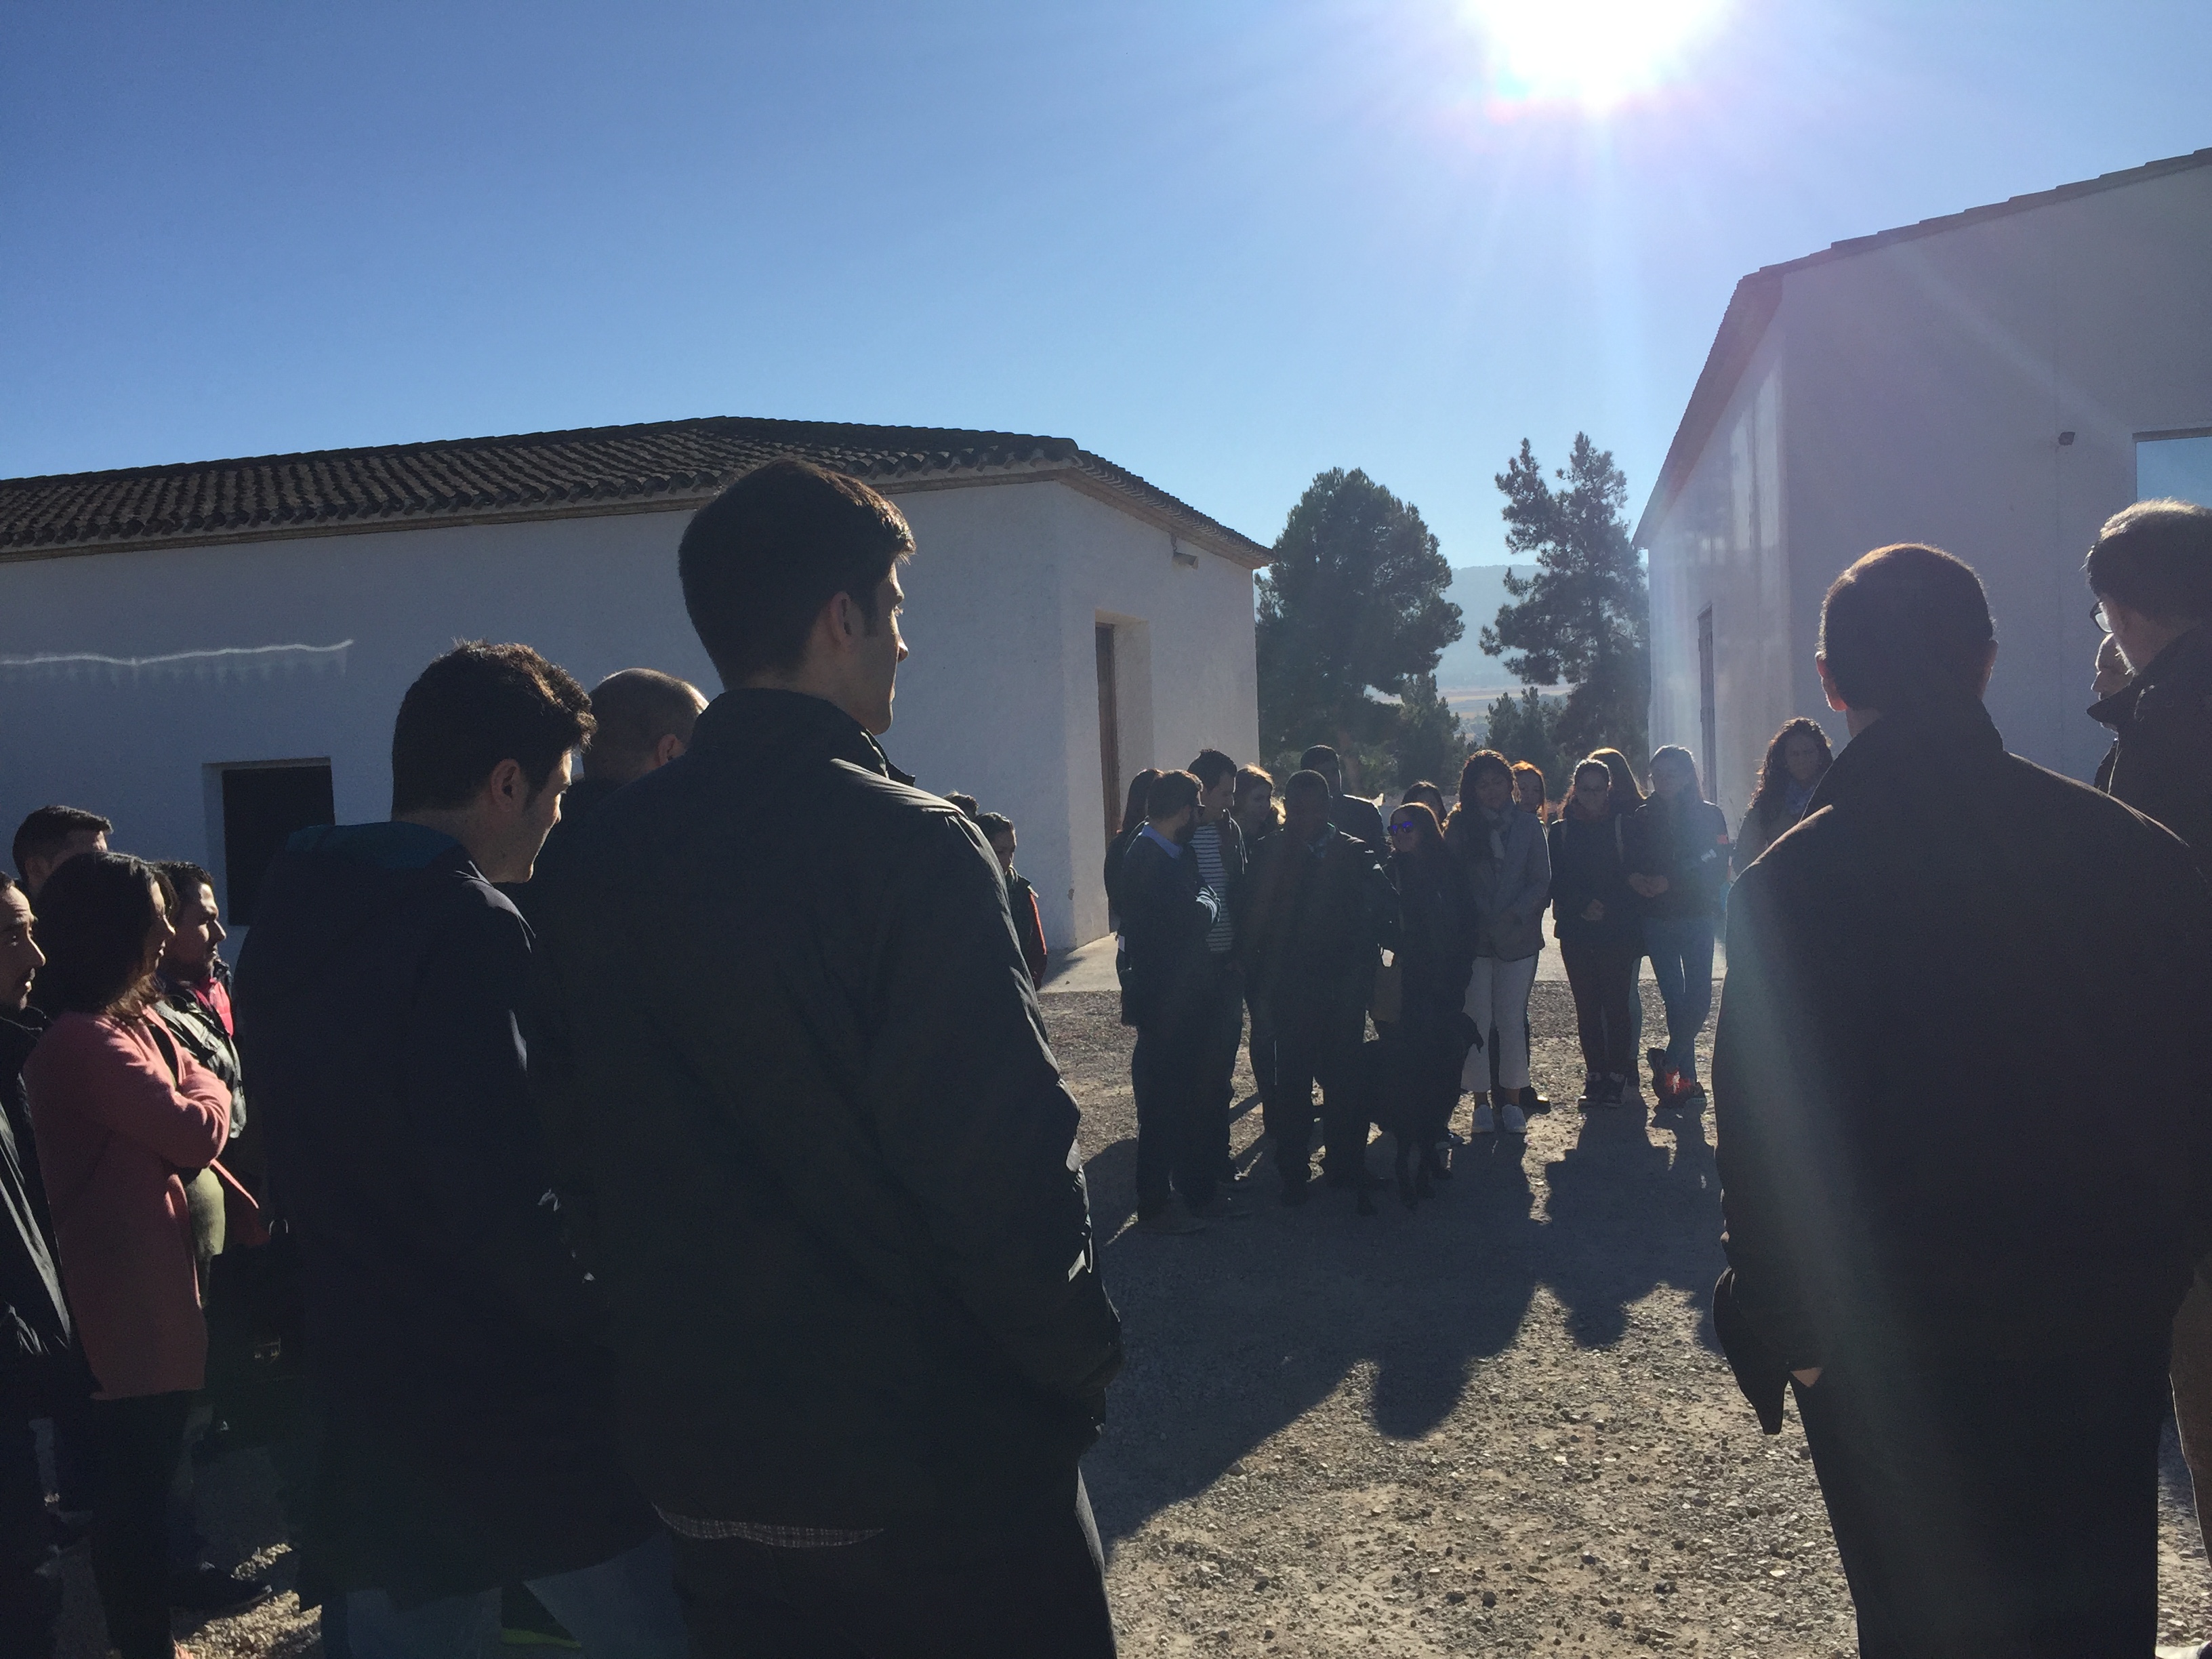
[{"left": 1436, "top": 564, "right": 1532, "bottom": 697}]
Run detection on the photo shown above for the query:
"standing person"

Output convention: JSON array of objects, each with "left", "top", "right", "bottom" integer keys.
[
  {"left": 22, "top": 855, "right": 230, "bottom": 1659},
  {"left": 977, "top": 813, "right": 1049, "bottom": 986},
  {"left": 1103, "top": 769, "right": 1162, "bottom": 927},
  {"left": 10, "top": 809, "right": 110, "bottom": 903},
  {"left": 527, "top": 458, "right": 1122, "bottom": 1658},
  {"left": 1548, "top": 760, "right": 1641, "bottom": 1109},
  {"left": 1399, "top": 781, "right": 1448, "bottom": 823},
  {"left": 1713, "top": 541, "right": 2212, "bottom": 1655},
  {"left": 1117, "top": 771, "right": 1225, "bottom": 1233},
  {"left": 1496, "top": 763, "right": 1554, "bottom": 1109},
  {"left": 527, "top": 669, "right": 706, "bottom": 890},
  {"left": 1299, "top": 745, "right": 1388, "bottom": 853},
  {"left": 1733, "top": 720, "right": 1833, "bottom": 874},
  {"left": 1244, "top": 771, "right": 1393, "bottom": 1204},
  {"left": 1378, "top": 803, "right": 1475, "bottom": 1204},
  {"left": 0, "top": 874, "right": 70, "bottom": 1659},
  {"left": 1230, "top": 766, "right": 1281, "bottom": 1110},
  {"left": 1447, "top": 752, "right": 1550, "bottom": 1136},
  {"left": 1590, "top": 747, "right": 1650, "bottom": 1094},
  {"left": 1185, "top": 752, "right": 1250, "bottom": 1199},
  {"left": 1627, "top": 746, "right": 1730, "bottom": 1110},
  {"left": 1511, "top": 762, "right": 1552, "bottom": 824},
  {"left": 234, "top": 642, "right": 682, "bottom": 1659}
]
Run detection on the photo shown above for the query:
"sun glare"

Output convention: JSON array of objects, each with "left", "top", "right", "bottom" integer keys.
[{"left": 1467, "top": 0, "right": 1729, "bottom": 110}]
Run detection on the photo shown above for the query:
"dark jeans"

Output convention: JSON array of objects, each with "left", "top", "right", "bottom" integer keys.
[
  {"left": 1244, "top": 985, "right": 1277, "bottom": 1112},
  {"left": 1194, "top": 960, "right": 1245, "bottom": 1183},
  {"left": 87, "top": 1391, "right": 192, "bottom": 1659},
  {"left": 1262, "top": 993, "right": 1366, "bottom": 1187},
  {"left": 1559, "top": 938, "right": 1640, "bottom": 1080},
  {"left": 0, "top": 1410, "right": 58, "bottom": 1659},
  {"left": 670, "top": 1477, "right": 1114, "bottom": 1659},
  {"left": 1643, "top": 917, "right": 1715, "bottom": 1082},
  {"left": 1793, "top": 1340, "right": 2164, "bottom": 1657},
  {"left": 1132, "top": 1011, "right": 1216, "bottom": 1216},
  {"left": 1378, "top": 1015, "right": 1466, "bottom": 1149}
]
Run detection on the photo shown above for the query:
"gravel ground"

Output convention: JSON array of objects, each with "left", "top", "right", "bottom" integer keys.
[{"left": 49, "top": 980, "right": 2212, "bottom": 1657}]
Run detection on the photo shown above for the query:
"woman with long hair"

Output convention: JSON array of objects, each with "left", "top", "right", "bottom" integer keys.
[
  {"left": 1549, "top": 759, "right": 1643, "bottom": 1106},
  {"left": 1734, "top": 718, "right": 1833, "bottom": 874},
  {"left": 1588, "top": 745, "right": 1649, "bottom": 1088},
  {"left": 24, "top": 853, "right": 230, "bottom": 1659},
  {"left": 1103, "top": 767, "right": 1163, "bottom": 926},
  {"left": 1399, "top": 780, "right": 1448, "bottom": 824},
  {"left": 1446, "top": 750, "right": 1551, "bottom": 1135},
  {"left": 1590, "top": 747, "right": 1644, "bottom": 813},
  {"left": 1378, "top": 801, "right": 1477, "bottom": 1204},
  {"left": 1626, "top": 746, "right": 1733, "bottom": 1109},
  {"left": 1511, "top": 762, "right": 1553, "bottom": 824}
]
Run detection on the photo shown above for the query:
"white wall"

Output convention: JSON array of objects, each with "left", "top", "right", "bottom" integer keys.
[{"left": 0, "top": 475, "right": 1259, "bottom": 951}]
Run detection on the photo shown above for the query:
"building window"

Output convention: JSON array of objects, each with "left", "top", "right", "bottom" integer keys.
[
  {"left": 1697, "top": 606, "right": 1718, "bottom": 804},
  {"left": 1095, "top": 624, "right": 1122, "bottom": 846},
  {"left": 2138, "top": 431, "right": 2212, "bottom": 507},
  {"left": 218, "top": 762, "right": 334, "bottom": 925}
]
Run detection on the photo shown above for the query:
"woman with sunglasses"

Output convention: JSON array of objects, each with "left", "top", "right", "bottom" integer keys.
[
  {"left": 1378, "top": 802, "right": 1477, "bottom": 1203},
  {"left": 1446, "top": 751, "right": 1552, "bottom": 1135}
]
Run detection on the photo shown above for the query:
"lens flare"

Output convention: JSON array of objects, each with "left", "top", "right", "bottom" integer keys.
[{"left": 1467, "top": 0, "right": 1729, "bottom": 109}]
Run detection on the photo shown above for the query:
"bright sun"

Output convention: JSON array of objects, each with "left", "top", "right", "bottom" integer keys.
[{"left": 1467, "top": 0, "right": 1729, "bottom": 109}]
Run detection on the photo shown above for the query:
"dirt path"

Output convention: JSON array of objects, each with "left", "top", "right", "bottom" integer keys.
[{"left": 54, "top": 981, "right": 2212, "bottom": 1658}]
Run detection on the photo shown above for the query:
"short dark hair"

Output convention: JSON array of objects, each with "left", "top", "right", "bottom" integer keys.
[
  {"left": 680, "top": 457, "right": 914, "bottom": 684},
  {"left": 35, "top": 851, "right": 167, "bottom": 1017},
  {"left": 1232, "top": 764, "right": 1275, "bottom": 804},
  {"left": 154, "top": 861, "right": 217, "bottom": 905},
  {"left": 1146, "top": 771, "right": 1201, "bottom": 821},
  {"left": 583, "top": 669, "right": 704, "bottom": 779},
  {"left": 943, "top": 793, "right": 980, "bottom": 821},
  {"left": 2086, "top": 498, "right": 2212, "bottom": 623},
  {"left": 974, "top": 812, "right": 1015, "bottom": 841},
  {"left": 14, "top": 806, "right": 112, "bottom": 880},
  {"left": 1284, "top": 769, "right": 1331, "bottom": 806},
  {"left": 1819, "top": 544, "right": 1994, "bottom": 712},
  {"left": 1299, "top": 745, "right": 1340, "bottom": 775},
  {"left": 1189, "top": 750, "right": 1237, "bottom": 790},
  {"left": 390, "top": 642, "right": 594, "bottom": 815}
]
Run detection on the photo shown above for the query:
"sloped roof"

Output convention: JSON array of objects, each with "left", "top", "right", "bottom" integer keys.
[
  {"left": 0, "top": 415, "right": 1271, "bottom": 568},
  {"left": 1634, "top": 146, "right": 2212, "bottom": 548}
]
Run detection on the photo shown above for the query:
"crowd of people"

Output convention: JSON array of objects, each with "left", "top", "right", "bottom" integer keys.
[{"left": 1, "top": 452, "right": 2211, "bottom": 1658}]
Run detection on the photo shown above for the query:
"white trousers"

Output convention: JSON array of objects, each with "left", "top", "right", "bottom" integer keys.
[{"left": 1460, "top": 954, "right": 1538, "bottom": 1093}]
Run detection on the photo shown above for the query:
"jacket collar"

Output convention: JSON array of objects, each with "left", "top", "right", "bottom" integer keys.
[
  {"left": 690, "top": 687, "right": 913, "bottom": 785},
  {"left": 1807, "top": 696, "right": 2004, "bottom": 817},
  {"left": 0, "top": 1004, "right": 45, "bottom": 1076},
  {"left": 2087, "top": 621, "right": 2212, "bottom": 729}
]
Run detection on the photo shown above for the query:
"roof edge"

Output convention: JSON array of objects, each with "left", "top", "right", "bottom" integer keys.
[{"left": 1633, "top": 274, "right": 1782, "bottom": 549}]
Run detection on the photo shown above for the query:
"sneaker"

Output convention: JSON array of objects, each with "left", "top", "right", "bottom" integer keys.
[
  {"left": 1679, "top": 1082, "right": 1708, "bottom": 1110},
  {"left": 1470, "top": 1103, "right": 1496, "bottom": 1135},
  {"left": 169, "top": 1563, "right": 272, "bottom": 1616},
  {"left": 1498, "top": 1101, "right": 1528, "bottom": 1134},
  {"left": 1647, "top": 1047, "right": 1671, "bottom": 1094},
  {"left": 1135, "top": 1202, "right": 1208, "bottom": 1235},
  {"left": 1518, "top": 1085, "right": 1550, "bottom": 1115},
  {"left": 1576, "top": 1071, "right": 1597, "bottom": 1109}
]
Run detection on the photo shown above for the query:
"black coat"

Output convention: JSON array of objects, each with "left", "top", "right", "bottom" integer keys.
[
  {"left": 1712, "top": 698, "right": 2212, "bottom": 1431},
  {"left": 2089, "top": 622, "right": 2212, "bottom": 869},
  {"left": 0, "top": 1007, "right": 70, "bottom": 1411},
  {"left": 1628, "top": 794, "right": 1731, "bottom": 922},
  {"left": 235, "top": 822, "right": 651, "bottom": 1603},
  {"left": 527, "top": 689, "right": 1122, "bottom": 1536},
  {"left": 1547, "top": 808, "right": 1639, "bottom": 947},
  {"left": 1115, "top": 830, "right": 1220, "bottom": 1030},
  {"left": 1385, "top": 850, "right": 1477, "bottom": 1026},
  {"left": 1329, "top": 791, "right": 1388, "bottom": 855},
  {"left": 1242, "top": 826, "right": 1393, "bottom": 1012}
]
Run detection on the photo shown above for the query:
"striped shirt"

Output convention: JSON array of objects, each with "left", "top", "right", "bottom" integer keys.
[{"left": 1189, "top": 821, "right": 1235, "bottom": 954}]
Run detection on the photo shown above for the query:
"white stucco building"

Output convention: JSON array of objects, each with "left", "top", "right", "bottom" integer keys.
[
  {"left": 0, "top": 417, "right": 1268, "bottom": 949},
  {"left": 1637, "top": 147, "right": 2212, "bottom": 817}
]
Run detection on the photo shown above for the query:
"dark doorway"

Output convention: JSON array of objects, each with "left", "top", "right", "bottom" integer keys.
[
  {"left": 1696, "top": 605, "right": 1718, "bottom": 803},
  {"left": 220, "top": 762, "right": 335, "bottom": 924},
  {"left": 1096, "top": 624, "right": 1120, "bottom": 845}
]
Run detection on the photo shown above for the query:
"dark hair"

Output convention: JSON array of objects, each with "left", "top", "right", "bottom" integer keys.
[
  {"left": 584, "top": 669, "right": 704, "bottom": 778},
  {"left": 1401, "top": 781, "right": 1447, "bottom": 820},
  {"left": 974, "top": 812, "right": 1014, "bottom": 841},
  {"left": 1284, "top": 769, "right": 1331, "bottom": 806},
  {"left": 1232, "top": 764, "right": 1275, "bottom": 804},
  {"left": 390, "top": 642, "right": 594, "bottom": 815},
  {"left": 154, "top": 861, "right": 217, "bottom": 905},
  {"left": 1589, "top": 747, "right": 1643, "bottom": 808},
  {"left": 944, "top": 793, "right": 981, "bottom": 821},
  {"left": 679, "top": 457, "right": 914, "bottom": 684},
  {"left": 1146, "top": 771, "right": 1201, "bottom": 821},
  {"left": 1746, "top": 718, "right": 1833, "bottom": 829},
  {"left": 1456, "top": 750, "right": 1513, "bottom": 815},
  {"left": 35, "top": 852, "right": 169, "bottom": 1017},
  {"left": 1819, "top": 544, "right": 1994, "bottom": 712},
  {"left": 1648, "top": 745, "right": 1704, "bottom": 804},
  {"left": 1120, "top": 769, "right": 1162, "bottom": 835},
  {"left": 2086, "top": 499, "right": 2212, "bottom": 624},
  {"left": 1298, "top": 745, "right": 1340, "bottom": 775},
  {"left": 1387, "top": 800, "right": 1445, "bottom": 859},
  {"left": 13, "top": 806, "right": 112, "bottom": 879},
  {"left": 0, "top": 872, "right": 16, "bottom": 900},
  {"left": 1189, "top": 749, "right": 1237, "bottom": 790},
  {"left": 1511, "top": 760, "right": 1549, "bottom": 811}
]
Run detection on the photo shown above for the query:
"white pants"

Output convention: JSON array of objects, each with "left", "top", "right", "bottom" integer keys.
[{"left": 1461, "top": 954, "right": 1538, "bottom": 1093}]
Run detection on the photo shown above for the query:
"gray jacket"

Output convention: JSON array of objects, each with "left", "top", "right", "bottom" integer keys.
[{"left": 1448, "top": 805, "right": 1552, "bottom": 961}]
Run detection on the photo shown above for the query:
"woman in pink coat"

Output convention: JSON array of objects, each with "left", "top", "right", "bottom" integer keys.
[{"left": 25, "top": 853, "right": 228, "bottom": 1659}]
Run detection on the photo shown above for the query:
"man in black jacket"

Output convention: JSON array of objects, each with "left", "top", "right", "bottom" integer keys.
[
  {"left": 523, "top": 668, "right": 706, "bottom": 907},
  {"left": 528, "top": 458, "right": 1124, "bottom": 1658},
  {"left": 0, "top": 875, "right": 70, "bottom": 1659},
  {"left": 1713, "top": 544, "right": 2212, "bottom": 1656},
  {"left": 1118, "top": 769, "right": 1226, "bottom": 1234},
  {"left": 236, "top": 644, "right": 682, "bottom": 1658},
  {"left": 1300, "top": 744, "right": 1387, "bottom": 853},
  {"left": 1244, "top": 771, "right": 1393, "bottom": 1204}
]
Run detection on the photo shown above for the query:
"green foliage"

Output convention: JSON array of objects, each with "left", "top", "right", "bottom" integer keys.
[
  {"left": 1481, "top": 688, "right": 1569, "bottom": 798},
  {"left": 1393, "top": 672, "right": 1467, "bottom": 793},
  {"left": 1481, "top": 434, "right": 1650, "bottom": 764},
  {"left": 1257, "top": 468, "right": 1462, "bottom": 787}
]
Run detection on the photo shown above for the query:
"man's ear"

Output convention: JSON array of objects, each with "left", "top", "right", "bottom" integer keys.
[
  {"left": 654, "top": 732, "right": 687, "bottom": 769},
  {"left": 1975, "top": 639, "right": 1999, "bottom": 697},
  {"left": 1815, "top": 654, "right": 1849, "bottom": 715},
  {"left": 485, "top": 757, "right": 530, "bottom": 815}
]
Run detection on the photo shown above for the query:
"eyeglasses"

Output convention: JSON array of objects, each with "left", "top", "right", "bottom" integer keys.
[
  {"left": 2093, "top": 598, "right": 2114, "bottom": 634},
  {"left": 1389, "top": 821, "right": 1420, "bottom": 836}
]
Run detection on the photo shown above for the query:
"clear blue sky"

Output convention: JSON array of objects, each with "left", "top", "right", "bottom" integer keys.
[{"left": 5, "top": 1, "right": 2207, "bottom": 565}]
